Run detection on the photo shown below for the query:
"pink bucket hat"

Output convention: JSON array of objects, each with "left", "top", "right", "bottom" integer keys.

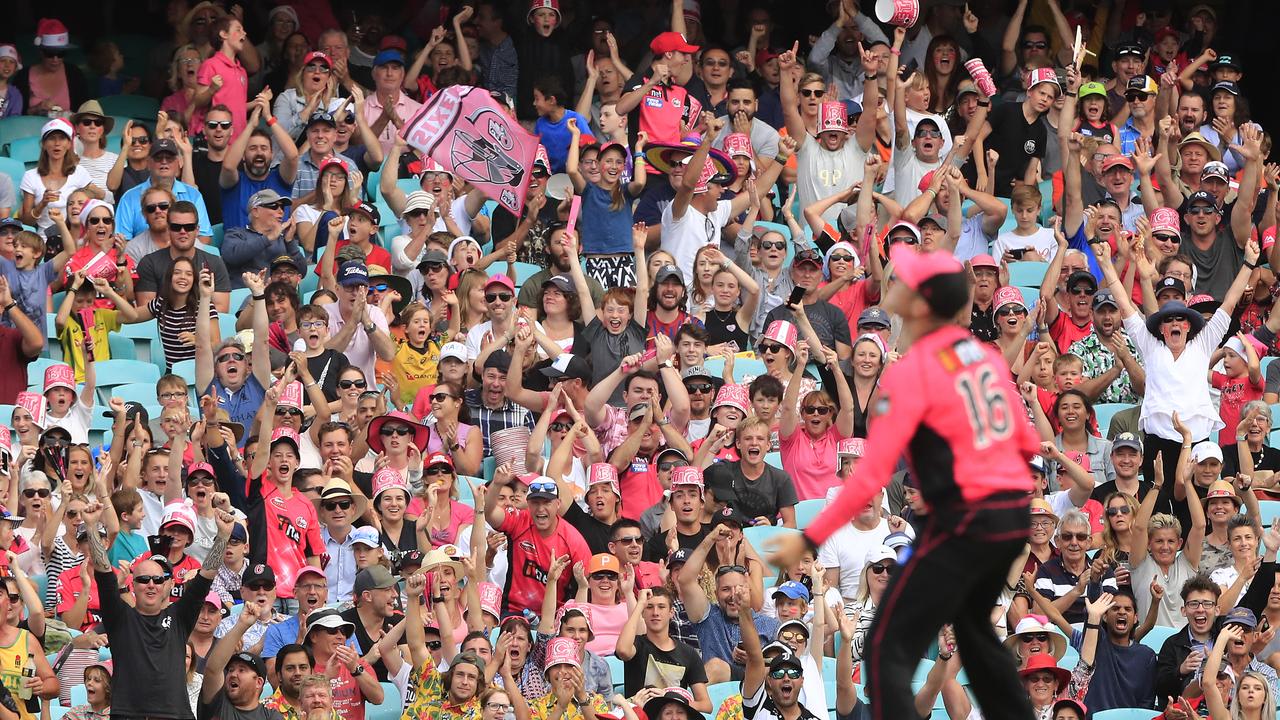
[
  {"left": 478, "top": 582, "right": 502, "bottom": 619},
  {"left": 43, "top": 364, "right": 75, "bottom": 395},
  {"left": 817, "top": 101, "right": 849, "bottom": 134},
  {"left": 711, "top": 383, "right": 750, "bottom": 415},
  {"left": 761, "top": 320, "right": 798, "bottom": 353},
  {"left": 1149, "top": 207, "right": 1181, "bottom": 237},
  {"left": 993, "top": 285, "right": 1026, "bottom": 312},
  {"left": 372, "top": 467, "right": 411, "bottom": 502},
  {"left": 722, "top": 133, "right": 754, "bottom": 159},
  {"left": 543, "top": 636, "right": 581, "bottom": 675},
  {"left": 15, "top": 392, "right": 46, "bottom": 429},
  {"left": 278, "top": 381, "right": 304, "bottom": 410}
]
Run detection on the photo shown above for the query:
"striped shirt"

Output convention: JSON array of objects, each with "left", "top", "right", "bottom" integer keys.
[
  {"left": 1034, "top": 556, "right": 1119, "bottom": 624},
  {"left": 149, "top": 297, "right": 218, "bottom": 371},
  {"left": 462, "top": 389, "right": 534, "bottom": 456}
]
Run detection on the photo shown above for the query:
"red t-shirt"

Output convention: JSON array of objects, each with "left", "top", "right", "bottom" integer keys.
[
  {"left": 319, "top": 658, "right": 375, "bottom": 720},
  {"left": 827, "top": 279, "right": 881, "bottom": 344},
  {"left": 56, "top": 568, "right": 103, "bottom": 631},
  {"left": 259, "top": 478, "right": 324, "bottom": 598},
  {"left": 618, "top": 460, "right": 664, "bottom": 521},
  {"left": 1048, "top": 312, "right": 1093, "bottom": 355},
  {"left": 497, "top": 508, "right": 591, "bottom": 616},
  {"left": 807, "top": 325, "right": 1041, "bottom": 544},
  {"left": 1212, "top": 371, "right": 1265, "bottom": 446}
]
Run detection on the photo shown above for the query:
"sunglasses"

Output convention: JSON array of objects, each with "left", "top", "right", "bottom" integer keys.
[
  {"left": 145, "top": 202, "right": 171, "bottom": 214},
  {"left": 868, "top": 563, "right": 893, "bottom": 574},
  {"left": 425, "top": 640, "right": 443, "bottom": 650},
  {"left": 43, "top": 50, "right": 66, "bottom": 59},
  {"left": 716, "top": 564, "right": 749, "bottom": 577},
  {"left": 1106, "top": 505, "right": 1132, "bottom": 516},
  {"left": 206, "top": 120, "right": 233, "bottom": 130},
  {"left": 430, "top": 393, "right": 456, "bottom": 403},
  {"left": 23, "top": 489, "right": 51, "bottom": 498},
  {"left": 529, "top": 481, "right": 557, "bottom": 495},
  {"left": 65, "top": 510, "right": 81, "bottom": 519},
  {"left": 305, "top": 63, "right": 332, "bottom": 73},
  {"left": 368, "top": 283, "right": 390, "bottom": 293},
  {"left": 130, "top": 136, "right": 151, "bottom": 145},
  {"left": 380, "top": 426, "right": 413, "bottom": 437},
  {"left": 704, "top": 58, "right": 731, "bottom": 67},
  {"left": 422, "top": 261, "right": 447, "bottom": 272},
  {"left": 134, "top": 574, "right": 172, "bottom": 585},
  {"left": 1060, "top": 532, "right": 1090, "bottom": 542},
  {"left": 425, "top": 466, "right": 454, "bottom": 476},
  {"left": 1068, "top": 286, "right": 1094, "bottom": 296},
  {"left": 485, "top": 292, "right": 513, "bottom": 303},
  {"left": 322, "top": 499, "right": 353, "bottom": 511},
  {"left": 549, "top": 421, "right": 572, "bottom": 432},
  {"left": 79, "top": 118, "right": 105, "bottom": 128},
  {"left": 769, "top": 667, "right": 803, "bottom": 679},
  {"left": 5, "top": 594, "right": 18, "bottom": 603},
  {"left": 890, "top": 234, "right": 920, "bottom": 245},
  {"left": 217, "top": 352, "right": 246, "bottom": 363},
  {"left": 336, "top": 379, "right": 368, "bottom": 390},
  {"left": 590, "top": 571, "right": 618, "bottom": 581},
  {"left": 686, "top": 382, "right": 714, "bottom": 394},
  {"left": 758, "top": 343, "right": 785, "bottom": 355},
  {"left": 829, "top": 254, "right": 854, "bottom": 263},
  {"left": 1023, "top": 41, "right": 1048, "bottom": 49},
  {"left": 258, "top": 202, "right": 288, "bottom": 211},
  {"left": 1125, "top": 92, "right": 1151, "bottom": 102},
  {"left": 613, "top": 535, "right": 644, "bottom": 545},
  {"left": 316, "top": 626, "right": 344, "bottom": 636},
  {"left": 996, "top": 307, "right": 1028, "bottom": 317},
  {"left": 1187, "top": 206, "right": 1217, "bottom": 216},
  {"left": 245, "top": 582, "right": 275, "bottom": 591},
  {"left": 658, "top": 461, "right": 683, "bottom": 472},
  {"left": 188, "top": 476, "right": 216, "bottom": 487},
  {"left": 1020, "top": 632, "right": 1050, "bottom": 643},
  {"left": 916, "top": 130, "right": 943, "bottom": 139},
  {"left": 799, "top": 88, "right": 825, "bottom": 98},
  {"left": 759, "top": 240, "right": 786, "bottom": 251},
  {"left": 275, "top": 407, "right": 303, "bottom": 417},
  {"left": 170, "top": 222, "right": 199, "bottom": 232},
  {"left": 802, "top": 406, "right": 831, "bottom": 416},
  {"left": 86, "top": 216, "right": 114, "bottom": 226}
]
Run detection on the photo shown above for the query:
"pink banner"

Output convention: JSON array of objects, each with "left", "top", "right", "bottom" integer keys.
[{"left": 401, "top": 85, "right": 539, "bottom": 216}]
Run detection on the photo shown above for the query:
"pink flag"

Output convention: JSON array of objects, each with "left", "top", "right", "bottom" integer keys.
[{"left": 401, "top": 86, "right": 538, "bottom": 215}]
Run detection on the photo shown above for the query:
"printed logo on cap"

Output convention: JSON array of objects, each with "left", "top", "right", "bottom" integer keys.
[
  {"left": 762, "top": 320, "right": 798, "bottom": 352},
  {"left": 817, "top": 102, "right": 849, "bottom": 134},
  {"left": 723, "top": 133, "right": 753, "bottom": 158},
  {"left": 589, "top": 463, "right": 618, "bottom": 486},
  {"left": 1149, "top": 207, "right": 1180, "bottom": 236},
  {"left": 545, "top": 636, "right": 580, "bottom": 669},
  {"left": 279, "top": 381, "right": 304, "bottom": 409},
  {"left": 43, "top": 364, "right": 75, "bottom": 394}
]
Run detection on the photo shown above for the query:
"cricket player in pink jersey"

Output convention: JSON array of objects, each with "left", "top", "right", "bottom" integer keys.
[{"left": 770, "top": 245, "right": 1041, "bottom": 720}]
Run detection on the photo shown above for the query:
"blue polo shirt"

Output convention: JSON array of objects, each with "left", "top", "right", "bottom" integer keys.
[
  {"left": 116, "top": 179, "right": 213, "bottom": 239},
  {"left": 204, "top": 374, "right": 266, "bottom": 447}
]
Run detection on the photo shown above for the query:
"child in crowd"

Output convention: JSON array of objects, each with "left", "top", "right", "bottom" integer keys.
[
  {"left": 1074, "top": 83, "right": 1117, "bottom": 144},
  {"left": 154, "top": 373, "right": 190, "bottom": 409},
  {"left": 994, "top": 184, "right": 1056, "bottom": 262},
  {"left": 1210, "top": 333, "right": 1265, "bottom": 446},
  {"left": 1, "top": 221, "right": 71, "bottom": 327},
  {"left": 534, "top": 76, "right": 593, "bottom": 173},
  {"left": 55, "top": 272, "right": 122, "bottom": 380},
  {"left": 108, "top": 487, "right": 149, "bottom": 567},
  {"left": 750, "top": 373, "right": 785, "bottom": 450},
  {"left": 42, "top": 359, "right": 96, "bottom": 444}
]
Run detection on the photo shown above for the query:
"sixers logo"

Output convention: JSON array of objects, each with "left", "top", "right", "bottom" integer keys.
[
  {"left": 253, "top": 564, "right": 267, "bottom": 575},
  {"left": 296, "top": 516, "right": 309, "bottom": 529}
]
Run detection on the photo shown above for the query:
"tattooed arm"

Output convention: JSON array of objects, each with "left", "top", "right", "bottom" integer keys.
[{"left": 200, "top": 508, "right": 237, "bottom": 580}]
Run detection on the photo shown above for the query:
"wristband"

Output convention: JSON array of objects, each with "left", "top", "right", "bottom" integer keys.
[
  {"left": 1065, "top": 91, "right": 1078, "bottom": 97},
  {"left": 305, "top": 381, "right": 318, "bottom": 388},
  {"left": 1245, "top": 260, "right": 1259, "bottom": 269},
  {"left": 266, "top": 117, "right": 277, "bottom": 127},
  {"left": 253, "top": 294, "right": 266, "bottom": 301},
  {"left": 890, "top": 48, "right": 901, "bottom": 56},
  {"left": 634, "top": 152, "right": 646, "bottom": 161},
  {"left": 977, "top": 100, "right": 990, "bottom": 107},
  {"left": 864, "top": 73, "right": 878, "bottom": 81},
  {"left": 1083, "top": 622, "right": 1100, "bottom": 630},
  {"left": 2, "top": 303, "right": 14, "bottom": 314}
]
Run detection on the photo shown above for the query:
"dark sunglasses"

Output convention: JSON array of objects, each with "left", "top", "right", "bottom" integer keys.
[
  {"left": 1022, "top": 41, "right": 1048, "bottom": 49},
  {"left": 206, "top": 120, "right": 233, "bottom": 130},
  {"left": 217, "top": 352, "right": 246, "bottom": 363},
  {"left": 1068, "top": 286, "right": 1094, "bottom": 296},
  {"left": 916, "top": 129, "right": 943, "bottom": 139},
  {"left": 613, "top": 535, "right": 644, "bottom": 545},
  {"left": 22, "top": 489, "right": 51, "bottom": 498},
  {"left": 65, "top": 510, "right": 80, "bottom": 519},
  {"left": 258, "top": 202, "right": 288, "bottom": 211},
  {"left": 425, "top": 466, "right": 454, "bottom": 476},
  {"left": 1105, "top": 505, "right": 1132, "bottom": 516},
  {"left": 134, "top": 574, "right": 171, "bottom": 585},
  {"left": 715, "top": 564, "right": 749, "bottom": 577},
  {"left": 996, "top": 307, "right": 1028, "bottom": 317},
  {"left": 1187, "top": 206, "right": 1217, "bottom": 216},
  {"left": 799, "top": 88, "right": 825, "bottom": 98},
  {"left": 1125, "top": 92, "right": 1151, "bottom": 102},
  {"left": 758, "top": 343, "right": 785, "bottom": 354},
  {"left": 304, "top": 63, "right": 332, "bottom": 74},
  {"left": 485, "top": 292, "right": 513, "bottom": 303},
  {"left": 78, "top": 118, "right": 105, "bottom": 128},
  {"left": 380, "top": 426, "right": 413, "bottom": 437},
  {"left": 429, "top": 392, "right": 455, "bottom": 403},
  {"left": 1060, "top": 532, "right": 1090, "bottom": 542},
  {"left": 686, "top": 382, "right": 714, "bottom": 394},
  {"left": 589, "top": 571, "right": 618, "bottom": 581},
  {"left": 703, "top": 58, "right": 730, "bottom": 68},
  {"left": 769, "top": 667, "right": 803, "bottom": 679},
  {"left": 868, "top": 563, "right": 893, "bottom": 574},
  {"left": 658, "top": 461, "right": 682, "bottom": 472},
  {"left": 425, "top": 640, "right": 443, "bottom": 650},
  {"left": 275, "top": 407, "right": 304, "bottom": 417},
  {"left": 802, "top": 406, "right": 831, "bottom": 416},
  {"left": 245, "top": 582, "right": 275, "bottom": 592},
  {"left": 170, "top": 222, "right": 199, "bottom": 233},
  {"left": 549, "top": 421, "right": 572, "bottom": 432},
  {"left": 1020, "top": 632, "right": 1050, "bottom": 643},
  {"left": 5, "top": 594, "right": 18, "bottom": 603},
  {"left": 129, "top": 136, "right": 151, "bottom": 145},
  {"left": 86, "top": 216, "right": 114, "bottom": 226},
  {"left": 829, "top": 253, "right": 854, "bottom": 263},
  {"left": 187, "top": 476, "right": 216, "bottom": 487},
  {"left": 145, "top": 202, "right": 171, "bottom": 214},
  {"left": 759, "top": 240, "right": 786, "bottom": 251},
  {"left": 889, "top": 234, "right": 920, "bottom": 246},
  {"left": 43, "top": 50, "right": 66, "bottom": 59},
  {"left": 322, "top": 499, "right": 353, "bottom": 511},
  {"left": 422, "top": 261, "right": 447, "bottom": 272},
  {"left": 337, "top": 379, "right": 367, "bottom": 389}
]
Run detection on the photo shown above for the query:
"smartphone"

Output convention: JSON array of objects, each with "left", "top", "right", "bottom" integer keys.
[
  {"left": 788, "top": 285, "right": 806, "bottom": 306},
  {"left": 898, "top": 59, "right": 919, "bottom": 82},
  {"left": 1009, "top": 248, "right": 1028, "bottom": 260}
]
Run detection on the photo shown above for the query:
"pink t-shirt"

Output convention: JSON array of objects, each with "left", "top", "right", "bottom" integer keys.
[
  {"left": 195, "top": 51, "right": 248, "bottom": 137},
  {"left": 779, "top": 423, "right": 846, "bottom": 501},
  {"left": 583, "top": 601, "right": 630, "bottom": 657},
  {"left": 1212, "top": 371, "right": 1265, "bottom": 446},
  {"left": 421, "top": 501, "right": 476, "bottom": 548}
]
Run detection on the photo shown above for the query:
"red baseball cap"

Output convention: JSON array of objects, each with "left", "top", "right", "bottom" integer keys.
[{"left": 650, "top": 31, "right": 699, "bottom": 56}]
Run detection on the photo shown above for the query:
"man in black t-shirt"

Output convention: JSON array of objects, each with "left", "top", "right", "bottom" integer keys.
[
  {"left": 338, "top": 566, "right": 404, "bottom": 682},
  {"left": 616, "top": 587, "right": 711, "bottom": 705},
  {"left": 200, "top": 603, "right": 283, "bottom": 720},
  {"left": 191, "top": 106, "right": 233, "bottom": 225},
  {"left": 982, "top": 68, "right": 1055, "bottom": 197}
]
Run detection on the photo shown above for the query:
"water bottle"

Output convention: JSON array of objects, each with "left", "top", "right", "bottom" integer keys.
[{"left": 17, "top": 653, "right": 34, "bottom": 700}]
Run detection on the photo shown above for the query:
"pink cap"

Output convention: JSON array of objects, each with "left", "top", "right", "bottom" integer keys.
[
  {"left": 270, "top": 426, "right": 301, "bottom": 449},
  {"left": 372, "top": 467, "right": 410, "bottom": 501},
  {"left": 836, "top": 437, "right": 864, "bottom": 458},
  {"left": 1149, "top": 207, "right": 1180, "bottom": 237},
  {"left": 0, "top": 426, "right": 11, "bottom": 457},
  {"left": 762, "top": 320, "right": 798, "bottom": 353},
  {"left": 279, "top": 381, "right": 304, "bottom": 409},
  {"left": 43, "top": 364, "right": 75, "bottom": 395},
  {"left": 16, "top": 391, "right": 46, "bottom": 429},
  {"left": 486, "top": 274, "right": 516, "bottom": 292},
  {"left": 855, "top": 331, "right": 887, "bottom": 356},
  {"left": 692, "top": 156, "right": 718, "bottom": 194},
  {"left": 544, "top": 636, "right": 581, "bottom": 672},
  {"left": 1188, "top": 293, "right": 1217, "bottom": 306},
  {"left": 817, "top": 101, "right": 849, "bottom": 134},
  {"left": 723, "top": 133, "right": 754, "bottom": 159},
  {"left": 588, "top": 463, "right": 619, "bottom": 487},
  {"left": 711, "top": 383, "right": 750, "bottom": 415},
  {"left": 1026, "top": 67, "right": 1059, "bottom": 91},
  {"left": 970, "top": 254, "right": 998, "bottom": 269},
  {"left": 294, "top": 566, "right": 326, "bottom": 584},
  {"left": 889, "top": 244, "right": 964, "bottom": 292},
  {"left": 420, "top": 156, "right": 453, "bottom": 177},
  {"left": 993, "top": 285, "right": 1026, "bottom": 312},
  {"left": 557, "top": 601, "right": 595, "bottom": 633},
  {"left": 204, "top": 590, "right": 223, "bottom": 608},
  {"left": 186, "top": 462, "right": 215, "bottom": 478},
  {"left": 318, "top": 155, "right": 349, "bottom": 175},
  {"left": 670, "top": 466, "right": 704, "bottom": 488},
  {"left": 160, "top": 500, "right": 197, "bottom": 535},
  {"left": 478, "top": 582, "right": 502, "bottom": 618}
]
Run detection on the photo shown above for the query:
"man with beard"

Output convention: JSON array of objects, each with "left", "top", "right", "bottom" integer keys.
[
  {"left": 1082, "top": 588, "right": 1156, "bottom": 712},
  {"left": 1179, "top": 185, "right": 1255, "bottom": 301},
  {"left": 88, "top": 498, "right": 237, "bottom": 720},
  {"left": 116, "top": 139, "right": 214, "bottom": 243},
  {"left": 264, "top": 644, "right": 315, "bottom": 720},
  {"left": 192, "top": 105, "right": 234, "bottom": 225},
  {"left": 339, "top": 567, "right": 402, "bottom": 682},
  {"left": 135, "top": 202, "right": 232, "bottom": 311},
  {"left": 585, "top": 336, "right": 692, "bottom": 455},
  {"left": 222, "top": 190, "right": 306, "bottom": 286},
  {"left": 648, "top": 266, "right": 702, "bottom": 339},
  {"left": 1175, "top": 93, "right": 1209, "bottom": 137},
  {"left": 713, "top": 81, "right": 779, "bottom": 171},
  {"left": 809, "top": 0, "right": 887, "bottom": 100},
  {"left": 1067, "top": 289, "right": 1146, "bottom": 405},
  {"left": 484, "top": 466, "right": 591, "bottom": 615},
  {"left": 124, "top": 186, "right": 176, "bottom": 262},
  {"left": 201, "top": 602, "right": 282, "bottom": 720},
  {"left": 516, "top": 223, "right": 604, "bottom": 310},
  {"left": 219, "top": 95, "right": 298, "bottom": 231},
  {"left": 1117, "top": 76, "right": 1158, "bottom": 156}
]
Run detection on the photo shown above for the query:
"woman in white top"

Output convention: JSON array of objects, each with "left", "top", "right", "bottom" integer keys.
[
  {"left": 293, "top": 156, "right": 356, "bottom": 257},
  {"left": 19, "top": 119, "right": 103, "bottom": 230},
  {"left": 845, "top": 546, "right": 897, "bottom": 664},
  {"left": 71, "top": 103, "right": 118, "bottom": 203},
  {"left": 1091, "top": 218, "right": 1258, "bottom": 490}
]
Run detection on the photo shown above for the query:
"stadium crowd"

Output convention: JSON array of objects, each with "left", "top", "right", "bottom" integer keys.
[{"left": 0, "top": 0, "right": 1275, "bottom": 719}]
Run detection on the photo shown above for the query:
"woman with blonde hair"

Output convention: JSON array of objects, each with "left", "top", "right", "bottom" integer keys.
[
  {"left": 19, "top": 120, "right": 103, "bottom": 230},
  {"left": 273, "top": 51, "right": 340, "bottom": 140},
  {"left": 161, "top": 45, "right": 203, "bottom": 121},
  {"left": 1096, "top": 491, "right": 1139, "bottom": 564},
  {"left": 455, "top": 268, "right": 492, "bottom": 341},
  {"left": 293, "top": 158, "right": 358, "bottom": 256}
]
